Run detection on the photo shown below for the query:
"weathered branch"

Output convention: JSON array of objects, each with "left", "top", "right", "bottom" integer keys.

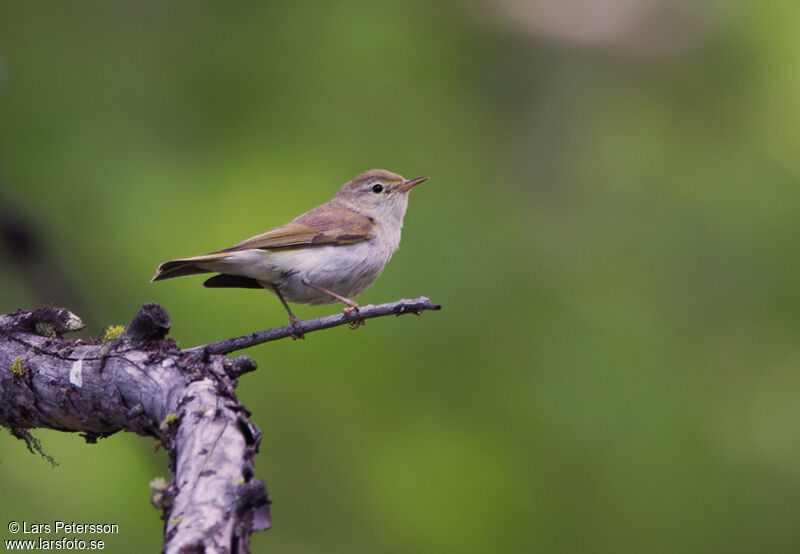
[
  {"left": 188, "top": 296, "right": 442, "bottom": 355},
  {"left": 0, "top": 304, "right": 269, "bottom": 554},
  {"left": 0, "top": 296, "right": 441, "bottom": 553}
]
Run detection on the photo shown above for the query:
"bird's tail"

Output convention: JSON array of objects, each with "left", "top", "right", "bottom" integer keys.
[{"left": 151, "top": 252, "right": 232, "bottom": 282}]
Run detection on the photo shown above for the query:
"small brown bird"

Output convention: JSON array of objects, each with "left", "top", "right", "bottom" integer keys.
[{"left": 152, "top": 169, "right": 427, "bottom": 326}]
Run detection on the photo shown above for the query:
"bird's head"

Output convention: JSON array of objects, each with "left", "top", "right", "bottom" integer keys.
[{"left": 334, "top": 169, "right": 428, "bottom": 223}]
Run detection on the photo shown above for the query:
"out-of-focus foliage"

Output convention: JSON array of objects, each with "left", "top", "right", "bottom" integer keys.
[{"left": 2, "top": 1, "right": 800, "bottom": 552}]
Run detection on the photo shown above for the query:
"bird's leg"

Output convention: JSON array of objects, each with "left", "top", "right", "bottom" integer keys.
[
  {"left": 272, "top": 285, "right": 304, "bottom": 339},
  {"left": 300, "top": 277, "right": 365, "bottom": 329},
  {"left": 299, "top": 277, "right": 358, "bottom": 308}
]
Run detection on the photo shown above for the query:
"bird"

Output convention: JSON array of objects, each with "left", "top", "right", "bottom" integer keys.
[{"left": 151, "top": 169, "right": 427, "bottom": 329}]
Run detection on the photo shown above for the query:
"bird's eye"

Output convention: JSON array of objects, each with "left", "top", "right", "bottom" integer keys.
[{"left": 371, "top": 184, "right": 384, "bottom": 193}]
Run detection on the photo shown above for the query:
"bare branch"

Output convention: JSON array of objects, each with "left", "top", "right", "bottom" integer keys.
[
  {"left": 0, "top": 304, "right": 269, "bottom": 554},
  {"left": 0, "top": 296, "right": 440, "bottom": 552},
  {"left": 187, "top": 296, "right": 442, "bottom": 355}
]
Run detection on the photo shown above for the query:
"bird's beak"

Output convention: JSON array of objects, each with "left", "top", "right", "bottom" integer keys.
[{"left": 398, "top": 176, "right": 428, "bottom": 193}]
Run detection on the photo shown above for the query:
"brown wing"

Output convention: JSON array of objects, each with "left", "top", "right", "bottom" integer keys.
[{"left": 219, "top": 204, "right": 375, "bottom": 252}]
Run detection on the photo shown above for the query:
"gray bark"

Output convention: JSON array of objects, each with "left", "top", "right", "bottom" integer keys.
[
  {"left": 0, "top": 297, "right": 440, "bottom": 553},
  {"left": 0, "top": 303, "right": 268, "bottom": 554}
]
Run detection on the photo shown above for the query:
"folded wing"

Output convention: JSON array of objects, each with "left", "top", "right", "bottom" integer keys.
[
  {"left": 152, "top": 204, "right": 375, "bottom": 282},
  {"left": 220, "top": 204, "right": 374, "bottom": 251}
]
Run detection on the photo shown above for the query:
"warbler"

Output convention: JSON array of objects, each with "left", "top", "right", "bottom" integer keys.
[{"left": 151, "top": 169, "right": 427, "bottom": 326}]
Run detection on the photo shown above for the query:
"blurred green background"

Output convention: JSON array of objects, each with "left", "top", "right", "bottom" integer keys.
[{"left": 2, "top": 1, "right": 800, "bottom": 552}]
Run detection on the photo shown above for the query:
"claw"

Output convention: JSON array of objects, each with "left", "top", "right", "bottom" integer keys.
[
  {"left": 289, "top": 315, "right": 305, "bottom": 340},
  {"left": 342, "top": 306, "right": 365, "bottom": 329}
]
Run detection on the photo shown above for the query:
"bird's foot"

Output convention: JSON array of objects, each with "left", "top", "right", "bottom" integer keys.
[
  {"left": 342, "top": 305, "right": 365, "bottom": 329},
  {"left": 288, "top": 314, "right": 305, "bottom": 340}
]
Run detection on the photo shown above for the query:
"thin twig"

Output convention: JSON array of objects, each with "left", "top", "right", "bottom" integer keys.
[{"left": 187, "top": 296, "right": 442, "bottom": 355}]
